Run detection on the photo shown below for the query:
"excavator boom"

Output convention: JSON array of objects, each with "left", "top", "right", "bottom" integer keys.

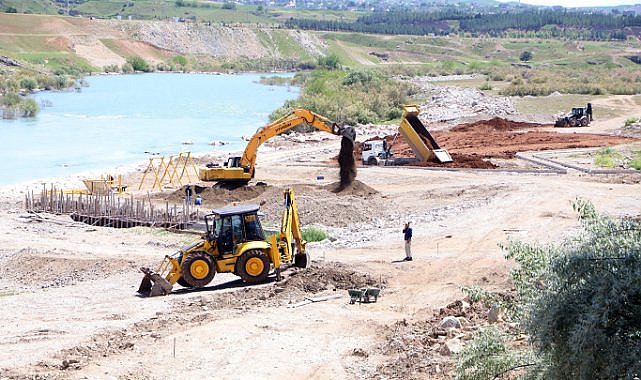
[{"left": 200, "top": 109, "right": 355, "bottom": 185}]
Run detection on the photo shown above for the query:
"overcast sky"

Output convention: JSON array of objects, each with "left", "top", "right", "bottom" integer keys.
[{"left": 495, "top": 0, "right": 639, "bottom": 6}]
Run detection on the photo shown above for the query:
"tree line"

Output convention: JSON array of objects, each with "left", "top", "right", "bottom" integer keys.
[{"left": 285, "top": 9, "right": 641, "bottom": 41}]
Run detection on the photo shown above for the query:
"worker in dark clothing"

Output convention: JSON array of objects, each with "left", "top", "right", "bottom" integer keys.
[
  {"left": 185, "top": 184, "right": 193, "bottom": 205},
  {"left": 586, "top": 103, "right": 593, "bottom": 122},
  {"left": 403, "top": 222, "right": 413, "bottom": 261}
]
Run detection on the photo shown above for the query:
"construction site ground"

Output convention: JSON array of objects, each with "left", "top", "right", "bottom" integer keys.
[{"left": 1, "top": 96, "right": 641, "bottom": 379}]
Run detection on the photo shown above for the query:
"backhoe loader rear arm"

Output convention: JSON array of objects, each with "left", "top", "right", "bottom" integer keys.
[{"left": 280, "top": 189, "right": 305, "bottom": 261}]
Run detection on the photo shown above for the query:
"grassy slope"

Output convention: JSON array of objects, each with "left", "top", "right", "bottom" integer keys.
[{"left": 1, "top": 7, "right": 641, "bottom": 107}]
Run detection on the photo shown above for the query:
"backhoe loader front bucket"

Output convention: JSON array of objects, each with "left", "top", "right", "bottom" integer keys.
[
  {"left": 138, "top": 267, "right": 173, "bottom": 297},
  {"left": 137, "top": 255, "right": 180, "bottom": 297}
]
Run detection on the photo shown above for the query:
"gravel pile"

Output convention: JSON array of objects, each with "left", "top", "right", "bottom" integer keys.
[{"left": 418, "top": 85, "right": 518, "bottom": 122}]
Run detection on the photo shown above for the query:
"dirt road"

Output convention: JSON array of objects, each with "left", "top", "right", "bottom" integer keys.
[{"left": 1, "top": 110, "right": 641, "bottom": 379}]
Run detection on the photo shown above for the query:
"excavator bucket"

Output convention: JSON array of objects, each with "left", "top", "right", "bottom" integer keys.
[{"left": 138, "top": 267, "right": 173, "bottom": 297}]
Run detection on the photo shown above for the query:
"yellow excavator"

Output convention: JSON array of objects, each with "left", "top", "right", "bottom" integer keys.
[
  {"left": 138, "top": 188, "right": 308, "bottom": 297},
  {"left": 199, "top": 108, "right": 356, "bottom": 186}
]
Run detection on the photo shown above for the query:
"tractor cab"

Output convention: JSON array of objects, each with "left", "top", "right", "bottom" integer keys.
[
  {"left": 571, "top": 107, "right": 586, "bottom": 118},
  {"left": 205, "top": 204, "right": 265, "bottom": 255}
]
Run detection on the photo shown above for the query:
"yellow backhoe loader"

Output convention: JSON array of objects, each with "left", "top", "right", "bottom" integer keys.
[
  {"left": 199, "top": 108, "right": 356, "bottom": 186},
  {"left": 138, "top": 188, "right": 308, "bottom": 297}
]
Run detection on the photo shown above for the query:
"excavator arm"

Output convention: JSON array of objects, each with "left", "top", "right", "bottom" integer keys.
[{"left": 199, "top": 109, "right": 356, "bottom": 185}]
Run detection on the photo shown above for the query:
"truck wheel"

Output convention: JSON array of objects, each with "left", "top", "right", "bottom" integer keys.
[
  {"left": 236, "top": 250, "right": 270, "bottom": 284},
  {"left": 181, "top": 251, "right": 215, "bottom": 287},
  {"left": 367, "top": 157, "right": 378, "bottom": 166}
]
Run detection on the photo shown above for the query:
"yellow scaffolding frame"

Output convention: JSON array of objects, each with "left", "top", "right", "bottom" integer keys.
[{"left": 138, "top": 152, "right": 199, "bottom": 191}]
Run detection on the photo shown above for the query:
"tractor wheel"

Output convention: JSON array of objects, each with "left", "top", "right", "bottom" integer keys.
[
  {"left": 294, "top": 252, "right": 311, "bottom": 268},
  {"left": 177, "top": 277, "right": 191, "bottom": 288},
  {"left": 181, "top": 251, "right": 216, "bottom": 287},
  {"left": 236, "top": 250, "right": 270, "bottom": 284},
  {"left": 581, "top": 118, "right": 588, "bottom": 127}
]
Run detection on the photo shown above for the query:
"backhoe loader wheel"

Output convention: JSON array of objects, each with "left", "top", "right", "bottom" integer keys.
[
  {"left": 181, "top": 251, "right": 215, "bottom": 287},
  {"left": 177, "top": 277, "right": 191, "bottom": 288},
  {"left": 236, "top": 250, "right": 270, "bottom": 284}
]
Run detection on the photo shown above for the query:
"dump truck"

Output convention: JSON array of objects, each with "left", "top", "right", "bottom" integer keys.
[
  {"left": 199, "top": 109, "right": 356, "bottom": 186},
  {"left": 555, "top": 103, "right": 593, "bottom": 128},
  {"left": 138, "top": 188, "right": 308, "bottom": 297},
  {"left": 362, "top": 104, "right": 452, "bottom": 165}
]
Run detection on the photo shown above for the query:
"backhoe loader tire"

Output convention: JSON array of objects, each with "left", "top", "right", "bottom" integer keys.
[
  {"left": 181, "top": 251, "right": 215, "bottom": 287},
  {"left": 236, "top": 250, "right": 270, "bottom": 284},
  {"left": 177, "top": 277, "right": 191, "bottom": 288}
]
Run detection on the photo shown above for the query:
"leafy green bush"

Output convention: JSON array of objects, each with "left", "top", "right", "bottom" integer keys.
[
  {"left": 624, "top": 117, "right": 639, "bottom": 127},
  {"left": 103, "top": 64, "right": 120, "bottom": 73},
  {"left": 629, "top": 152, "right": 641, "bottom": 170},
  {"left": 519, "top": 50, "right": 533, "bottom": 62},
  {"left": 455, "top": 327, "right": 528, "bottom": 380},
  {"left": 317, "top": 54, "right": 341, "bottom": 70},
  {"left": 270, "top": 69, "right": 411, "bottom": 126},
  {"left": 478, "top": 81, "right": 492, "bottom": 91},
  {"left": 2, "top": 92, "right": 21, "bottom": 107},
  {"left": 121, "top": 62, "right": 134, "bottom": 74},
  {"left": 523, "top": 200, "right": 641, "bottom": 379},
  {"left": 19, "top": 98, "right": 39, "bottom": 117},
  {"left": 593, "top": 146, "right": 622, "bottom": 168},
  {"left": 172, "top": 55, "right": 188, "bottom": 67},
  {"left": 126, "top": 56, "right": 151, "bottom": 72},
  {"left": 19, "top": 77, "right": 37, "bottom": 91},
  {"left": 302, "top": 227, "right": 328, "bottom": 242}
]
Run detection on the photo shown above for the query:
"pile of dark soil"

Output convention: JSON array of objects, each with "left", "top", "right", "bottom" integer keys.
[
  {"left": 325, "top": 180, "right": 378, "bottom": 197},
  {"left": 281, "top": 261, "right": 383, "bottom": 293}
]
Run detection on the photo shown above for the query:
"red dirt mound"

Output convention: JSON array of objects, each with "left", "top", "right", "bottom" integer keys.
[
  {"left": 449, "top": 117, "right": 551, "bottom": 133},
  {"left": 359, "top": 118, "right": 636, "bottom": 168},
  {"left": 409, "top": 153, "right": 497, "bottom": 169}
]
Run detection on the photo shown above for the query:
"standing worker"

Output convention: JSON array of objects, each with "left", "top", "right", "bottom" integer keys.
[
  {"left": 402, "top": 222, "right": 412, "bottom": 261},
  {"left": 185, "top": 184, "right": 193, "bottom": 205}
]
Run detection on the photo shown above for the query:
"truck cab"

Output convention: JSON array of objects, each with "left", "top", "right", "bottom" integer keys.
[{"left": 362, "top": 140, "right": 392, "bottom": 165}]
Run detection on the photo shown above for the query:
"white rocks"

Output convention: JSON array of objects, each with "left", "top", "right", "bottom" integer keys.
[{"left": 438, "top": 316, "right": 462, "bottom": 329}]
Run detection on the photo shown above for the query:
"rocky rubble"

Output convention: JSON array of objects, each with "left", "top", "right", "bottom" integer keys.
[
  {"left": 400, "top": 77, "right": 518, "bottom": 123},
  {"left": 617, "top": 120, "right": 641, "bottom": 138},
  {"left": 120, "top": 21, "right": 268, "bottom": 57},
  {"left": 375, "top": 298, "right": 511, "bottom": 379},
  {"left": 419, "top": 85, "right": 518, "bottom": 123}
]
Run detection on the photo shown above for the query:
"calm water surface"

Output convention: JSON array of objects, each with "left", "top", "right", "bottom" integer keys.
[{"left": 1, "top": 73, "right": 299, "bottom": 186}]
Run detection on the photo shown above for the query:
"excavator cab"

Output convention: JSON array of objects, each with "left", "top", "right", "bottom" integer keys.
[{"left": 571, "top": 108, "right": 585, "bottom": 118}]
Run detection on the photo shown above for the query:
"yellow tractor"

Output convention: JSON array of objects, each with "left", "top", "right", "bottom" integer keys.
[{"left": 138, "top": 188, "right": 308, "bottom": 297}]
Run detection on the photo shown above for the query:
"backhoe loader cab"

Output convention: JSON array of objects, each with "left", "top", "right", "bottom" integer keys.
[
  {"left": 138, "top": 189, "right": 308, "bottom": 297},
  {"left": 205, "top": 204, "right": 265, "bottom": 254}
]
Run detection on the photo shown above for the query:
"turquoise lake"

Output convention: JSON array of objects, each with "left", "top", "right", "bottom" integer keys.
[{"left": 1, "top": 73, "right": 299, "bottom": 186}]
